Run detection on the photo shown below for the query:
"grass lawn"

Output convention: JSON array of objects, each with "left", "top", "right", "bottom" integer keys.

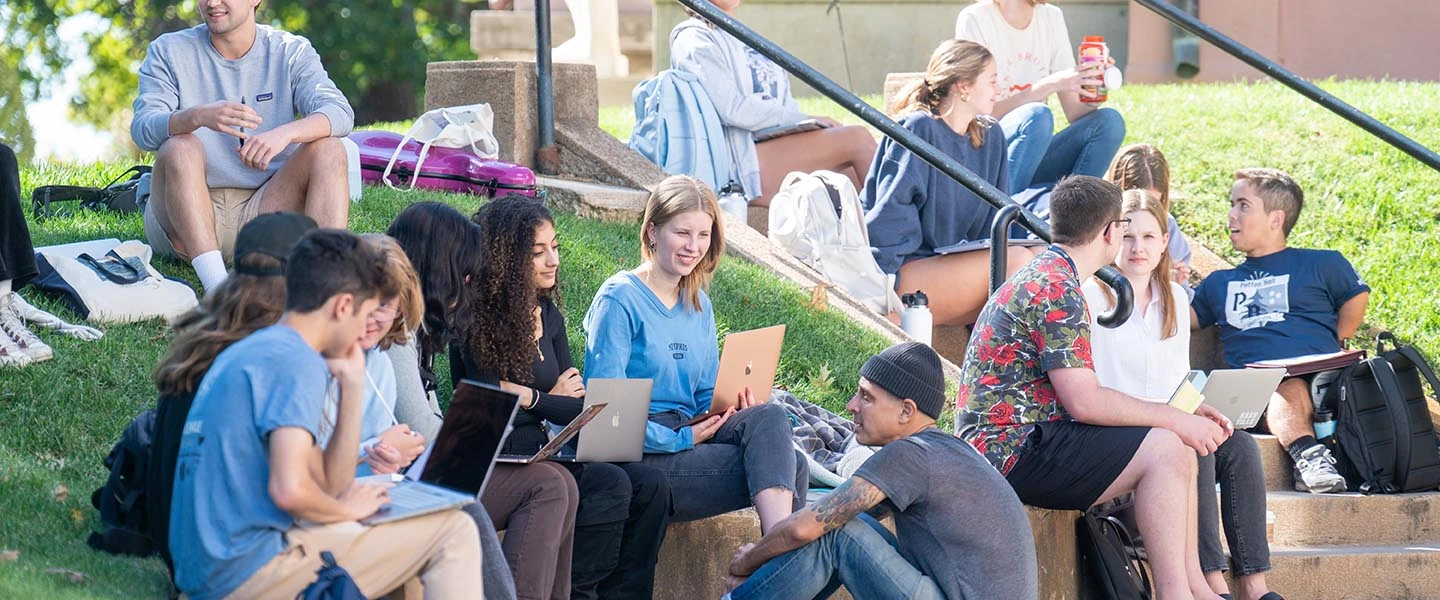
[
  {"left": 601, "top": 79, "right": 1440, "bottom": 358},
  {"left": 1, "top": 169, "right": 890, "bottom": 597}
]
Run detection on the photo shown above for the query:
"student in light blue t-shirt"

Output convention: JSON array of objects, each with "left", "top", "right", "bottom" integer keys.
[
  {"left": 583, "top": 175, "right": 808, "bottom": 535},
  {"left": 168, "top": 229, "right": 481, "bottom": 600},
  {"left": 1192, "top": 168, "right": 1370, "bottom": 496}
]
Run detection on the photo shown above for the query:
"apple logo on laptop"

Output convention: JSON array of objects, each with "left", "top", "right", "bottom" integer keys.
[{"left": 745, "top": 361, "right": 753, "bottom": 376}]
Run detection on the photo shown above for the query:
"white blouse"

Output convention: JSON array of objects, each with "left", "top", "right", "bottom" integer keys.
[{"left": 1081, "top": 279, "right": 1191, "bottom": 402}]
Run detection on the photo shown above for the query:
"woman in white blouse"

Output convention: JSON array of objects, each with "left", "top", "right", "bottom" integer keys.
[{"left": 1083, "top": 190, "right": 1282, "bottom": 600}]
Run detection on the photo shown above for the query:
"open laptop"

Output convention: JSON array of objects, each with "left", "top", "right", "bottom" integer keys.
[
  {"left": 360, "top": 379, "right": 520, "bottom": 525},
  {"left": 1174, "top": 368, "right": 1286, "bottom": 430},
  {"left": 496, "top": 402, "right": 609, "bottom": 464},
  {"left": 688, "top": 325, "right": 786, "bottom": 425},
  {"left": 550, "top": 378, "right": 653, "bottom": 463}
]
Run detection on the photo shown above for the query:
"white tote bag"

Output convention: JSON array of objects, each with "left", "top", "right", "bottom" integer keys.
[
  {"left": 32, "top": 239, "right": 198, "bottom": 324},
  {"left": 382, "top": 103, "right": 502, "bottom": 191}
]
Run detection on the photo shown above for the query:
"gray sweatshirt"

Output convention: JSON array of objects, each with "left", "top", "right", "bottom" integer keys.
[{"left": 130, "top": 25, "right": 354, "bottom": 189}]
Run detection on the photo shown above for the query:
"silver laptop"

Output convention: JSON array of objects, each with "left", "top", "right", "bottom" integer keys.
[
  {"left": 361, "top": 379, "right": 519, "bottom": 525},
  {"left": 496, "top": 402, "right": 609, "bottom": 464},
  {"left": 1194, "top": 368, "right": 1287, "bottom": 430},
  {"left": 550, "top": 378, "right": 652, "bottom": 463}
]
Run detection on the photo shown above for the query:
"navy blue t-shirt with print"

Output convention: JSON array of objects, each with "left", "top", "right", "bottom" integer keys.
[{"left": 1192, "top": 247, "right": 1369, "bottom": 368}]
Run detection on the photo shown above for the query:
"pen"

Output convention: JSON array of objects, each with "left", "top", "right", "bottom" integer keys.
[{"left": 238, "top": 96, "right": 246, "bottom": 147}]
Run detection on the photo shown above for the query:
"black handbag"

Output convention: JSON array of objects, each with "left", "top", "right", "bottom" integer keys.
[
  {"left": 1077, "top": 510, "right": 1152, "bottom": 600},
  {"left": 296, "top": 551, "right": 367, "bottom": 600}
]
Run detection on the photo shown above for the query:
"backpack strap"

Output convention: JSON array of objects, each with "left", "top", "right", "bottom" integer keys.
[
  {"left": 1395, "top": 345, "right": 1440, "bottom": 409},
  {"left": 1371, "top": 358, "right": 1411, "bottom": 492},
  {"left": 1100, "top": 515, "right": 1153, "bottom": 595}
]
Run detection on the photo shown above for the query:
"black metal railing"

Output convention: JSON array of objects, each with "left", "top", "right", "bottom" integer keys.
[{"left": 1133, "top": 0, "right": 1440, "bottom": 173}]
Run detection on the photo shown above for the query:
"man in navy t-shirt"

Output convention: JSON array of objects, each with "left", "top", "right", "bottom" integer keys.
[{"left": 1192, "top": 168, "right": 1370, "bottom": 494}]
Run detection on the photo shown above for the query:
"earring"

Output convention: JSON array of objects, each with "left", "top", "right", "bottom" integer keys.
[{"left": 959, "top": 91, "right": 971, "bottom": 102}]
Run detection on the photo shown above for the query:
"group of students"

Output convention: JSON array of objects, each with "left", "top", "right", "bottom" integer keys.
[{"left": 3, "top": 0, "right": 1369, "bottom": 597}]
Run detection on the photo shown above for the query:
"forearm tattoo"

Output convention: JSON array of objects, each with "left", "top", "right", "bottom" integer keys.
[{"left": 810, "top": 477, "right": 886, "bottom": 533}]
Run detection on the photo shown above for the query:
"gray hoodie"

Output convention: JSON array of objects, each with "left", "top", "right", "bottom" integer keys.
[
  {"left": 131, "top": 25, "right": 354, "bottom": 189},
  {"left": 670, "top": 18, "right": 806, "bottom": 200}
]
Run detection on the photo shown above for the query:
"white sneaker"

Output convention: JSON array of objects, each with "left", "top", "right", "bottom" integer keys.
[
  {"left": 1293, "top": 444, "right": 1348, "bottom": 494},
  {"left": 0, "top": 321, "right": 31, "bottom": 368},
  {"left": 0, "top": 295, "right": 51, "bottom": 363}
]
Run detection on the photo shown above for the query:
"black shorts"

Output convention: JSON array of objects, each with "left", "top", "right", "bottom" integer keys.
[{"left": 1005, "top": 421, "right": 1150, "bottom": 511}]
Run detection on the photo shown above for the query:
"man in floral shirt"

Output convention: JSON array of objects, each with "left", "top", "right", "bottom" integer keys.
[{"left": 957, "top": 176, "right": 1232, "bottom": 599}]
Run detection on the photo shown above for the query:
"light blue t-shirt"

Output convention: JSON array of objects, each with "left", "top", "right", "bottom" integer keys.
[
  {"left": 582, "top": 271, "right": 719, "bottom": 453},
  {"left": 316, "top": 347, "right": 398, "bottom": 476},
  {"left": 170, "top": 324, "right": 327, "bottom": 600}
]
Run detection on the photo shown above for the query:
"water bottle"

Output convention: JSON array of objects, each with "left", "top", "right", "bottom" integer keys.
[
  {"left": 1314, "top": 409, "right": 1337, "bottom": 442},
  {"left": 1079, "top": 36, "right": 1109, "bottom": 103},
  {"left": 717, "top": 181, "right": 749, "bottom": 224},
  {"left": 900, "top": 290, "right": 933, "bottom": 346}
]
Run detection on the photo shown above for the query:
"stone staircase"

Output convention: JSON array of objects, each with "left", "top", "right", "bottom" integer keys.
[{"left": 1232, "top": 435, "right": 1440, "bottom": 599}]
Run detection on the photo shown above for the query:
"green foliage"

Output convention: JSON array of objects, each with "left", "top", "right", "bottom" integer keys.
[{"left": 4, "top": 0, "right": 486, "bottom": 130}]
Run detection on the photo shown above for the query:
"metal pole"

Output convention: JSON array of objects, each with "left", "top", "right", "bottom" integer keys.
[
  {"left": 676, "top": 0, "right": 1049, "bottom": 238},
  {"left": 1093, "top": 266, "right": 1133, "bottom": 328},
  {"left": 534, "top": 0, "right": 560, "bottom": 174},
  {"left": 1133, "top": 0, "right": 1440, "bottom": 173},
  {"left": 989, "top": 204, "right": 1022, "bottom": 293}
]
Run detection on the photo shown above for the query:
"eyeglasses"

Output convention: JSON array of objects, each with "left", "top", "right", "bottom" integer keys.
[{"left": 1106, "top": 218, "right": 1133, "bottom": 234}]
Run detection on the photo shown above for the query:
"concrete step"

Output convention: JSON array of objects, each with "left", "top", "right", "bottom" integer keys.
[
  {"left": 1256, "top": 433, "right": 1295, "bottom": 492},
  {"left": 1237, "top": 543, "right": 1440, "bottom": 600},
  {"left": 537, "top": 175, "right": 647, "bottom": 221},
  {"left": 1265, "top": 490, "right": 1440, "bottom": 547}
]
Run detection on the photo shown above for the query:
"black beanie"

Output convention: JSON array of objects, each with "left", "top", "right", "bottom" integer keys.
[
  {"left": 233, "top": 212, "right": 318, "bottom": 276},
  {"left": 859, "top": 342, "right": 946, "bottom": 419}
]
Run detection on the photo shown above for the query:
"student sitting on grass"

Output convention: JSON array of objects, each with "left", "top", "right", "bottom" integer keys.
[
  {"left": 862, "top": 39, "right": 1037, "bottom": 325},
  {"left": 959, "top": 176, "right": 1230, "bottom": 600},
  {"left": 385, "top": 204, "right": 520, "bottom": 600},
  {"left": 1191, "top": 168, "right": 1370, "bottom": 495},
  {"left": 453, "top": 196, "right": 671, "bottom": 599},
  {"left": 314, "top": 235, "right": 428, "bottom": 476},
  {"left": 955, "top": 0, "right": 1125, "bottom": 194},
  {"left": 1104, "top": 143, "right": 1194, "bottom": 287},
  {"left": 168, "top": 228, "right": 481, "bottom": 599},
  {"left": 723, "top": 342, "right": 1037, "bottom": 600},
  {"left": 150, "top": 211, "right": 317, "bottom": 581},
  {"left": 583, "top": 175, "right": 808, "bottom": 534},
  {"left": 670, "top": 0, "right": 877, "bottom": 208},
  {"left": 1082, "top": 191, "right": 1281, "bottom": 600}
]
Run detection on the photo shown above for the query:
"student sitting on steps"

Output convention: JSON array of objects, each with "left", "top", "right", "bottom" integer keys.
[
  {"left": 1191, "top": 168, "right": 1370, "bottom": 495},
  {"left": 1104, "top": 143, "right": 1194, "bottom": 288},
  {"left": 1083, "top": 190, "right": 1282, "bottom": 600},
  {"left": 453, "top": 196, "right": 671, "bottom": 599},
  {"left": 723, "top": 342, "right": 1038, "bottom": 600},
  {"left": 168, "top": 228, "right": 481, "bottom": 599},
  {"left": 862, "top": 39, "right": 1039, "bottom": 326},
  {"left": 959, "top": 176, "right": 1229, "bottom": 600},
  {"left": 583, "top": 175, "right": 809, "bottom": 535},
  {"left": 670, "top": 0, "right": 877, "bottom": 208}
]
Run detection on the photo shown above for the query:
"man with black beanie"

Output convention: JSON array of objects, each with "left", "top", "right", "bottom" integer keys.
[{"left": 722, "top": 342, "right": 1037, "bottom": 600}]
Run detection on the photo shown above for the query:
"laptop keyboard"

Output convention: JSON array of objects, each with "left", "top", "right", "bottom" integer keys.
[{"left": 388, "top": 483, "right": 452, "bottom": 509}]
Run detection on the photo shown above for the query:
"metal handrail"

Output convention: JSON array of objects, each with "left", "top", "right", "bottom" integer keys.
[
  {"left": 1133, "top": 0, "right": 1440, "bottom": 173},
  {"left": 673, "top": 0, "right": 1133, "bottom": 326},
  {"left": 988, "top": 207, "right": 1132, "bottom": 327},
  {"left": 534, "top": 0, "right": 559, "bottom": 174}
]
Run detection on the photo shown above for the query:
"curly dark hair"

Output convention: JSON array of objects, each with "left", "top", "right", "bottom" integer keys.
[
  {"left": 466, "top": 195, "right": 559, "bottom": 384},
  {"left": 386, "top": 202, "right": 486, "bottom": 360}
]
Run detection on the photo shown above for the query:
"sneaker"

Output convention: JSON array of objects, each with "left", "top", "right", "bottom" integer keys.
[
  {"left": 0, "top": 295, "right": 51, "bottom": 363},
  {"left": 1293, "top": 444, "right": 1347, "bottom": 493},
  {"left": 0, "top": 323, "right": 31, "bottom": 368}
]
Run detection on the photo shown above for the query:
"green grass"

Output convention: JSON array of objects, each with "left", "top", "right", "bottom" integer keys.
[
  {"left": 2, "top": 163, "right": 889, "bottom": 597},
  {"left": 602, "top": 80, "right": 1440, "bottom": 357}
]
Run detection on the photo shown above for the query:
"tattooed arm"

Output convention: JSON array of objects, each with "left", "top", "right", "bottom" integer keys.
[{"left": 728, "top": 475, "right": 888, "bottom": 578}]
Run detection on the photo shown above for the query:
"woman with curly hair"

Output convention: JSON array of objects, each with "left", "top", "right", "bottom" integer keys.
[
  {"left": 387, "top": 201, "right": 568, "bottom": 600},
  {"left": 453, "top": 195, "right": 672, "bottom": 599},
  {"left": 583, "top": 175, "right": 808, "bottom": 535}
]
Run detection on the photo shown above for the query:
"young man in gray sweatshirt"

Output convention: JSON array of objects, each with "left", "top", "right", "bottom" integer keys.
[{"left": 131, "top": 0, "right": 355, "bottom": 293}]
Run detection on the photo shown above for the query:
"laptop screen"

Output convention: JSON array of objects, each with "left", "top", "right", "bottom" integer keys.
[{"left": 418, "top": 379, "right": 520, "bottom": 495}]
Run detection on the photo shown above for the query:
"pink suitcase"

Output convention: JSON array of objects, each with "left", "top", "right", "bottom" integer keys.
[{"left": 350, "top": 130, "right": 539, "bottom": 198}]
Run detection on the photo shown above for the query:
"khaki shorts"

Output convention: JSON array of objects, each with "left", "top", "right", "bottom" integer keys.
[{"left": 142, "top": 182, "right": 271, "bottom": 262}]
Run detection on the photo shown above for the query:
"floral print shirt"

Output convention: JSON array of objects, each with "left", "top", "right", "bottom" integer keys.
[{"left": 958, "top": 247, "right": 1094, "bottom": 475}]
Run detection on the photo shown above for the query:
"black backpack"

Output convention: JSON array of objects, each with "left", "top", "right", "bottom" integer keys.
[
  {"left": 31, "top": 165, "right": 151, "bottom": 220},
  {"left": 88, "top": 409, "right": 158, "bottom": 556},
  {"left": 1328, "top": 333, "right": 1440, "bottom": 493}
]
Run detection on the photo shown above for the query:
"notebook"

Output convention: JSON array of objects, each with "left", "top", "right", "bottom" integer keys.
[{"left": 753, "top": 119, "right": 829, "bottom": 143}]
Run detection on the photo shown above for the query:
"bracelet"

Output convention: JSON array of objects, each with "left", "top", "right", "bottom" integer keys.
[{"left": 528, "top": 387, "right": 540, "bottom": 410}]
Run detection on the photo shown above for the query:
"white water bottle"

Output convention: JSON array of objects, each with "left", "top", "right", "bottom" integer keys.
[
  {"left": 717, "top": 180, "right": 749, "bottom": 224},
  {"left": 900, "top": 290, "right": 933, "bottom": 345}
]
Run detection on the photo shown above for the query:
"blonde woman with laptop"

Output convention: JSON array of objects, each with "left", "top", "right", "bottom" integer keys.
[
  {"left": 1082, "top": 190, "right": 1282, "bottom": 600},
  {"left": 583, "top": 175, "right": 808, "bottom": 534}
]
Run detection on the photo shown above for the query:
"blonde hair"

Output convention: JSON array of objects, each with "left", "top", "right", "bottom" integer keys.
[
  {"left": 361, "top": 234, "right": 424, "bottom": 350},
  {"left": 1097, "top": 189, "right": 1179, "bottom": 339},
  {"left": 640, "top": 175, "right": 726, "bottom": 311},
  {"left": 890, "top": 39, "right": 995, "bottom": 149},
  {"left": 1105, "top": 143, "right": 1172, "bottom": 211}
]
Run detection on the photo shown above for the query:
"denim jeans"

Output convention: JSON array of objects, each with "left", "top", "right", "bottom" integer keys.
[
  {"left": 644, "top": 402, "right": 808, "bottom": 522},
  {"left": 1197, "top": 430, "right": 1272, "bottom": 575},
  {"left": 562, "top": 461, "right": 672, "bottom": 600},
  {"left": 729, "top": 516, "right": 945, "bottom": 600},
  {"left": 999, "top": 102, "right": 1126, "bottom": 193}
]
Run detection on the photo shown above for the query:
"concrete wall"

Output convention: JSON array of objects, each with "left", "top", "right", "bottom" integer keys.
[{"left": 652, "top": 0, "right": 1130, "bottom": 97}]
